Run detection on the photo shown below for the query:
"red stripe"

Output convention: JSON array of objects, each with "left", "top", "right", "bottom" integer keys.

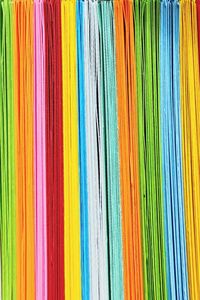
[{"left": 44, "top": 1, "right": 64, "bottom": 298}]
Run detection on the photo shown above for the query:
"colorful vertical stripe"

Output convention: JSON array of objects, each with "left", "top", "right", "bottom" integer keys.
[
  {"left": 13, "top": 1, "right": 35, "bottom": 297},
  {"left": 34, "top": 1, "right": 47, "bottom": 298},
  {"left": 114, "top": 2, "right": 143, "bottom": 299},
  {"left": 160, "top": 2, "right": 189, "bottom": 298},
  {"left": 1, "top": 0, "right": 200, "bottom": 299},
  {"left": 180, "top": 1, "right": 200, "bottom": 298},
  {"left": 61, "top": 1, "right": 81, "bottom": 298}
]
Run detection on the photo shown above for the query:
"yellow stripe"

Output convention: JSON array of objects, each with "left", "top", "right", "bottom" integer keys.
[{"left": 61, "top": 2, "right": 82, "bottom": 299}]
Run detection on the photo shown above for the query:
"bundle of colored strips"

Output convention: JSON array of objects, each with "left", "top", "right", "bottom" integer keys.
[{"left": 0, "top": 0, "right": 200, "bottom": 299}]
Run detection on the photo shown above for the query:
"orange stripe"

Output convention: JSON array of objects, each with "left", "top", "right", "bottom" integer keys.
[
  {"left": 13, "top": 2, "right": 35, "bottom": 299},
  {"left": 114, "top": 2, "right": 144, "bottom": 299}
]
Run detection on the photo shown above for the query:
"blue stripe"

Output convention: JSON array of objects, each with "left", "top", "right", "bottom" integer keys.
[
  {"left": 160, "top": 1, "right": 189, "bottom": 299},
  {"left": 76, "top": 2, "right": 90, "bottom": 299}
]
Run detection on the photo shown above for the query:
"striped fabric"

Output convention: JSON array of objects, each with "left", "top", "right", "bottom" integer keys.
[{"left": 0, "top": 0, "right": 200, "bottom": 299}]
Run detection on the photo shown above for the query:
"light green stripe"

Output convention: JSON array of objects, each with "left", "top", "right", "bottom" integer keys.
[
  {"left": 0, "top": 2, "right": 16, "bottom": 299},
  {"left": 134, "top": 0, "right": 167, "bottom": 298}
]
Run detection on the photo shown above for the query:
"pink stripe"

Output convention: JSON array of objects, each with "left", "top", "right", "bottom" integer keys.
[{"left": 34, "top": 2, "right": 47, "bottom": 299}]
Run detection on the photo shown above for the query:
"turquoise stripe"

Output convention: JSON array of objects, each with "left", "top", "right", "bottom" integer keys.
[
  {"left": 98, "top": 3, "right": 124, "bottom": 299},
  {"left": 76, "top": 2, "right": 90, "bottom": 299}
]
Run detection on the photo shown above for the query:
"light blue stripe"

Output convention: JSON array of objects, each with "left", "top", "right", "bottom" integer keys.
[
  {"left": 172, "top": 3, "right": 189, "bottom": 298},
  {"left": 76, "top": 2, "right": 90, "bottom": 299},
  {"left": 160, "top": 1, "right": 189, "bottom": 299}
]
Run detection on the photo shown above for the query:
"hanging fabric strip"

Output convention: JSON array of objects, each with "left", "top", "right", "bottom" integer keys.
[
  {"left": 0, "top": 0, "right": 16, "bottom": 298},
  {"left": 76, "top": 1, "right": 90, "bottom": 299},
  {"left": 98, "top": 2, "right": 124, "bottom": 299},
  {"left": 61, "top": 0, "right": 81, "bottom": 299},
  {"left": 180, "top": 0, "right": 200, "bottom": 298},
  {"left": 13, "top": 0, "right": 35, "bottom": 298},
  {"left": 197, "top": 0, "right": 200, "bottom": 64},
  {"left": 114, "top": 1, "right": 143, "bottom": 299},
  {"left": 44, "top": 0, "right": 64, "bottom": 297},
  {"left": 134, "top": 0, "right": 167, "bottom": 298},
  {"left": 34, "top": 0, "right": 47, "bottom": 298},
  {"left": 84, "top": 1, "right": 109, "bottom": 299},
  {"left": 160, "top": 1, "right": 189, "bottom": 298}
]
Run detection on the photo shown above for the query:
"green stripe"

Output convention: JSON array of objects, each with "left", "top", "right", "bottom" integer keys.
[
  {"left": 134, "top": 0, "right": 167, "bottom": 298},
  {"left": 0, "top": 2, "right": 16, "bottom": 299}
]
